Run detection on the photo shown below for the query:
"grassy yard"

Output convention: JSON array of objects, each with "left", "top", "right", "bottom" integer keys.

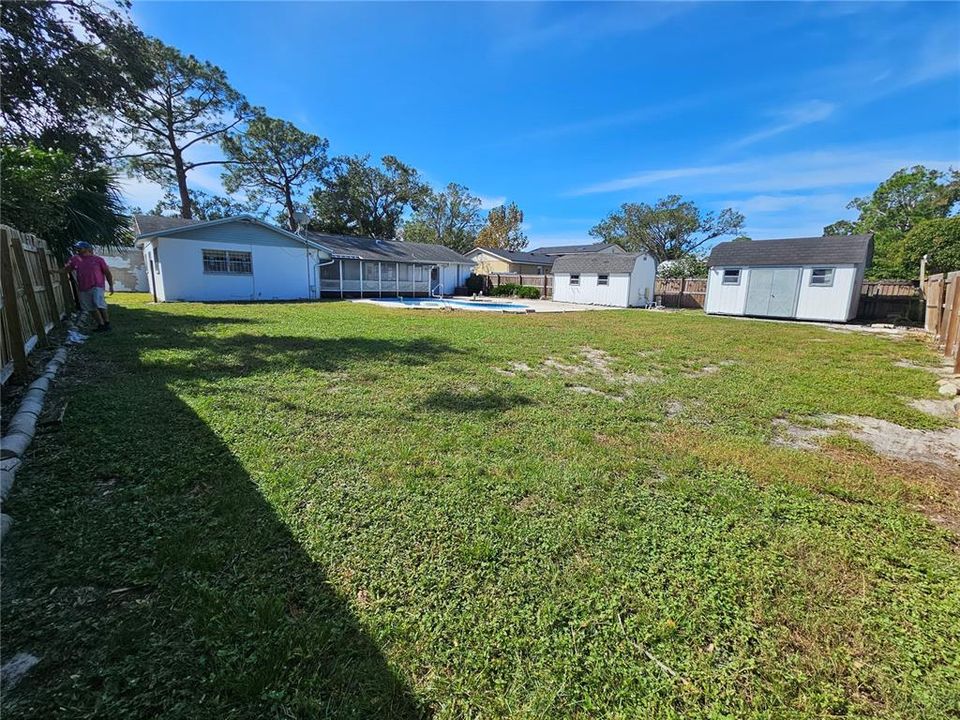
[{"left": 3, "top": 294, "right": 958, "bottom": 719}]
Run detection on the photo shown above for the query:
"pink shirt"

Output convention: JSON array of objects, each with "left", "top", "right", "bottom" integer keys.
[{"left": 68, "top": 254, "right": 109, "bottom": 291}]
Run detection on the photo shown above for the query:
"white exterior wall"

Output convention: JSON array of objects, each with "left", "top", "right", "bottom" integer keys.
[
  {"left": 152, "top": 235, "right": 318, "bottom": 302},
  {"left": 553, "top": 273, "right": 632, "bottom": 307},
  {"left": 705, "top": 264, "right": 862, "bottom": 321},
  {"left": 553, "top": 256, "right": 655, "bottom": 307},
  {"left": 795, "top": 265, "right": 859, "bottom": 321},
  {"left": 704, "top": 266, "right": 750, "bottom": 315},
  {"left": 629, "top": 255, "right": 657, "bottom": 307},
  {"left": 440, "top": 263, "right": 472, "bottom": 294}
]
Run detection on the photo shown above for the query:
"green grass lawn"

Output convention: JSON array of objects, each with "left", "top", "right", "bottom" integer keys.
[{"left": 3, "top": 294, "right": 958, "bottom": 719}]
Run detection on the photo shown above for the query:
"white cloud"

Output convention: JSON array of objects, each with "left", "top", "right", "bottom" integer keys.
[
  {"left": 568, "top": 141, "right": 958, "bottom": 197},
  {"left": 502, "top": 95, "right": 707, "bottom": 145},
  {"left": 716, "top": 192, "right": 850, "bottom": 215},
  {"left": 477, "top": 194, "right": 507, "bottom": 210},
  {"left": 494, "top": 3, "right": 689, "bottom": 57},
  {"left": 726, "top": 100, "right": 835, "bottom": 150},
  {"left": 118, "top": 175, "right": 165, "bottom": 212}
]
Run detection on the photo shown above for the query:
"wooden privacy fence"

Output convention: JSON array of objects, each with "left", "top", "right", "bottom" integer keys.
[
  {"left": 653, "top": 277, "right": 922, "bottom": 320},
  {"left": 484, "top": 273, "right": 553, "bottom": 298},
  {"left": 1, "top": 225, "right": 74, "bottom": 384},
  {"left": 857, "top": 280, "right": 922, "bottom": 321},
  {"left": 924, "top": 271, "right": 960, "bottom": 373},
  {"left": 655, "top": 278, "right": 707, "bottom": 309}
]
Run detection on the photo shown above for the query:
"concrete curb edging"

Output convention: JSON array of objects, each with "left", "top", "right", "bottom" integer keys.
[
  {"left": 0, "top": 326, "right": 75, "bottom": 694},
  {"left": 0, "top": 346, "right": 69, "bottom": 539}
]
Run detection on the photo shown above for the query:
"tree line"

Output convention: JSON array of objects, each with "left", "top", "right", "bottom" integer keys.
[
  {"left": 0, "top": 0, "right": 528, "bottom": 257},
  {"left": 1, "top": 1, "right": 956, "bottom": 276}
]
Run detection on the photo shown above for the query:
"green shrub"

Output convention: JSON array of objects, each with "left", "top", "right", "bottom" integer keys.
[
  {"left": 490, "top": 284, "right": 521, "bottom": 297},
  {"left": 517, "top": 286, "right": 540, "bottom": 299},
  {"left": 464, "top": 273, "right": 486, "bottom": 294}
]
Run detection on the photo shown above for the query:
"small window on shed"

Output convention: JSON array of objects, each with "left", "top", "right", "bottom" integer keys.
[
  {"left": 722, "top": 268, "right": 741, "bottom": 285},
  {"left": 597, "top": 274, "right": 609, "bottom": 286},
  {"left": 810, "top": 268, "right": 835, "bottom": 287},
  {"left": 570, "top": 274, "right": 580, "bottom": 286}
]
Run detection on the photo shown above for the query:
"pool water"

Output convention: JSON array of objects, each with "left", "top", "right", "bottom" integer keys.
[{"left": 370, "top": 297, "right": 531, "bottom": 311}]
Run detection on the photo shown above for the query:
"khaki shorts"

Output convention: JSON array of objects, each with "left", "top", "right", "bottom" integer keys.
[{"left": 79, "top": 287, "right": 107, "bottom": 311}]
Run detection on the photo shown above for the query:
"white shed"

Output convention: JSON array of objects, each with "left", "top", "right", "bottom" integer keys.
[
  {"left": 552, "top": 253, "right": 657, "bottom": 307},
  {"left": 704, "top": 235, "right": 874, "bottom": 322}
]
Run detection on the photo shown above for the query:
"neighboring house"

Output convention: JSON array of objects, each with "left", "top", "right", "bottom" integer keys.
[
  {"left": 534, "top": 242, "right": 624, "bottom": 256},
  {"left": 133, "top": 214, "right": 475, "bottom": 302},
  {"left": 704, "top": 234, "right": 874, "bottom": 322},
  {"left": 96, "top": 246, "right": 149, "bottom": 291},
  {"left": 465, "top": 247, "right": 555, "bottom": 275},
  {"left": 306, "top": 232, "right": 474, "bottom": 297},
  {"left": 552, "top": 253, "right": 657, "bottom": 307},
  {"left": 134, "top": 214, "right": 332, "bottom": 302}
]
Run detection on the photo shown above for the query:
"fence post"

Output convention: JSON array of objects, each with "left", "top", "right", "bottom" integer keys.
[
  {"left": 9, "top": 229, "right": 48, "bottom": 347},
  {"left": 0, "top": 228, "right": 30, "bottom": 382},
  {"left": 34, "top": 235, "right": 62, "bottom": 324},
  {"left": 934, "top": 276, "right": 948, "bottom": 340}
]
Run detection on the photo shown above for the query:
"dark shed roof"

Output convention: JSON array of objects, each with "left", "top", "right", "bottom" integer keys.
[
  {"left": 553, "top": 252, "right": 645, "bottom": 274},
  {"left": 133, "top": 214, "right": 200, "bottom": 235},
  {"left": 534, "top": 241, "right": 623, "bottom": 255},
  {"left": 305, "top": 232, "right": 474, "bottom": 264},
  {"left": 466, "top": 247, "right": 555, "bottom": 266},
  {"left": 708, "top": 235, "right": 874, "bottom": 267}
]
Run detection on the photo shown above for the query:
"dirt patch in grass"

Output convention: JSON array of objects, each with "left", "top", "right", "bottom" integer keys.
[
  {"left": 894, "top": 358, "right": 954, "bottom": 377},
  {"left": 497, "top": 346, "right": 660, "bottom": 400},
  {"left": 773, "top": 415, "right": 960, "bottom": 472},
  {"left": 908, "top": 398, "right": 958, "bottom": 420}
]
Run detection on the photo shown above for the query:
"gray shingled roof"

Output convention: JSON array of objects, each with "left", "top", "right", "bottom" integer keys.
[
  {"left": 467, "top": 247, "right": 555, "bottom": 266},
  {"left": 708, "top": 235, "right": 874, "bottom": 268},
  {"left": 553, "top": 252, "right": 644, "bottom": 274},
  {"left": 133, "top": 214, "right": 200, "bottom": 236},
  {"left": 305, "top": 232, "right": 474, "bottom": 264},
  {"left": 534, "top": 241, "right": 622, "bottom": 255}
]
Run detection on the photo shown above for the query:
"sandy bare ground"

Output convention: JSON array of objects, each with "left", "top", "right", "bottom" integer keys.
[{"left": 773, "top": 415, "right": 960, "bottom": 472}]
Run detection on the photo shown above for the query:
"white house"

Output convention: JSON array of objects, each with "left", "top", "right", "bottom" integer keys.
[
  {"left": 134, "top": 214, "right": 475, "bottom": 302},
  {"left": 135, "top": 215, "right": 333, "bottom": 302},
  {"left": 552, "top": 253, "right": 657, "bottom": 307},
  {"left": 704, "top": 235, "right": 874, "bottom": 322}
]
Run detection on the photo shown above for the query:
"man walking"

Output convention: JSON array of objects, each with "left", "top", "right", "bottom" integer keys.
[{"left": 64, "top": 242, "right": 114, "bottom": 332}]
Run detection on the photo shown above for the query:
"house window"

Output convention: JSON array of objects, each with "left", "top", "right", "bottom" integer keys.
[
  {"left": 722, "top": 268, "right": 741, "bottom": 285},
  {"left": 202, "top": 249, "right": 252, "bottom": 275},
  {"left": 597, "top": 274, "right": 609, "bottom": 286},
  {"left": 810, "top": 268, "right": 835, "bottom": 287},
  {"left": 570, "top": 274, "right": 580, "bottom": 286}
]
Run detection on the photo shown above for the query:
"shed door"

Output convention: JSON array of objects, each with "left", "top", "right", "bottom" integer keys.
[{"left": 745, "top": 268, "right": 800, "bottom": 317}]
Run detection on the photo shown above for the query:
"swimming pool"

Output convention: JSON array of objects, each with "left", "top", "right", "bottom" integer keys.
[{"left": 359, "top": 297, "right": 532, "bottom": 312}]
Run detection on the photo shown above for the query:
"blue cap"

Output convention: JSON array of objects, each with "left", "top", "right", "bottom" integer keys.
[{"left": 73, "top": 241, "right": 93, "bottom": 251}]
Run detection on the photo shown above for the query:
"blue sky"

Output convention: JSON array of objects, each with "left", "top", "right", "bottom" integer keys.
[{"left": 125, "top": 1, "right": 960, "bottom": 249}]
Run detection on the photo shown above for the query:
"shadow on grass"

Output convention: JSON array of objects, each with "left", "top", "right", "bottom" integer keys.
[
  {"left": 422, "top": 390, "right": 534, "bottom": 414},
  {"left": 1, "top": 304, "right": 435, "bottom": 718}
]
